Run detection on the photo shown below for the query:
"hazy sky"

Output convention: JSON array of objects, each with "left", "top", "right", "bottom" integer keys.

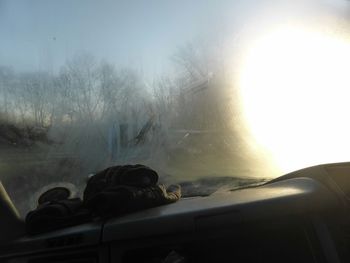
[
  {"left": 0, "top": 0, "right": 348, "bottom": 76},
  {"left": 0, "top": 0, "right": 246, "bottom": 76}
]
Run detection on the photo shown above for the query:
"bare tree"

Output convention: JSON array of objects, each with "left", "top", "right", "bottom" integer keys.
[{"left": 0, "top": 66, "right": 15, "bottom": 122}]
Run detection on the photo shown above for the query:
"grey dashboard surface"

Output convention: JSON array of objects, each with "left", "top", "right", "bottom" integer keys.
[
  {"left": 103, "top": 177, "right": 338, "bottom": 242},
  {"left": 0, "top": 176, "right": 339, "bottom": 259}
]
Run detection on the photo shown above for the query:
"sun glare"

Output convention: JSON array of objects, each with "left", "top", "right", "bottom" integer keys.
[{"left": 239, "top": 26, "right": 350, "bottom": 173}]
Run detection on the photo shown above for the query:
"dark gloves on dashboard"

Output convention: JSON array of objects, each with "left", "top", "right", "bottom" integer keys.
[
  {"left": 26, "top": 164, "right": 181, "bottom": 234},
  {"left": 83, "top": 164, "right": 181, "bottom": 218},
  {"left": 84, "top": 184, "right": 181, "bottom": 218},
  {"left": 83, "top": 164, "right": 159, "bottom": 201},
  {"left": 25, "top": 198, "right": 91, "bottom": 235}
]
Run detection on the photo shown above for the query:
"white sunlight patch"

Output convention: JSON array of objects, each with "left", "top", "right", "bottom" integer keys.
[{"left": 239, "top": 26, "right": 350, "bottom": 173}]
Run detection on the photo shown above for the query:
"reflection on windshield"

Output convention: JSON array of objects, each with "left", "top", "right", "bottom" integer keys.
[{"left": 0, "top": 0, "right": 349, "bottom": 214}]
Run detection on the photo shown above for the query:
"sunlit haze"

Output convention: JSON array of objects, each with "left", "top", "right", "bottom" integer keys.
[{"left": 239, "top": 25, "right": 350, "bottom": 173}]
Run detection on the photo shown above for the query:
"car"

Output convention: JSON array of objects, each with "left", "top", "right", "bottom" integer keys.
[{"left": 1, "top": 1, "right": 350, "bottom": 262}]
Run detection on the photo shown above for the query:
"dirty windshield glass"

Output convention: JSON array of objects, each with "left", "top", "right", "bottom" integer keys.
[{"left": 1, "top": 0, "right": 350, "bottom": 214}]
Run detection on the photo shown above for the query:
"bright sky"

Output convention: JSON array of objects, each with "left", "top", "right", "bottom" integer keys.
[
  {"left": 1, "top": 1, "right": 348, "bottom": 74},
  {"left": 0, "top": 0, "right": 248, "bottom": 75}
]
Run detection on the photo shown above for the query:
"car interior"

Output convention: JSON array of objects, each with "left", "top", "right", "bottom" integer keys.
[
  {"left": 1, "top": 162, "right": 350, "bottom": 262},
  {"left": 1, "top": 1, "right": 350, "bottom": 262}
]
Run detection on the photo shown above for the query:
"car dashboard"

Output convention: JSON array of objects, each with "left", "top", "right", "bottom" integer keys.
[{"left": 2, "top": 162, "right": 350, "bottom": 262}]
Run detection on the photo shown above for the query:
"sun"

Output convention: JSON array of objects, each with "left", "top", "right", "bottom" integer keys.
[{"left": 238, "top": 26, "right": 350, "bottom": 173}]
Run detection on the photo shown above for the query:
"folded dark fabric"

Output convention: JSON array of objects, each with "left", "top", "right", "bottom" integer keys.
[
  {"left": 25, "top": 198, "right": 91, "bottom": 235},
  {"left": 85, "top": 184, "right": 181, "bottom": 218},
  {"left": 83, "top": 164, "right": 159, "bottom": 202}
]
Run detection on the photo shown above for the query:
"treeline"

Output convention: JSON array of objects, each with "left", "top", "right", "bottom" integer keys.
[
  {"left": 0, "top": 54, "right": 152, "bottom": 129},
  {"left": 0, "top": 45, "right": 243, "bottom": 172}
]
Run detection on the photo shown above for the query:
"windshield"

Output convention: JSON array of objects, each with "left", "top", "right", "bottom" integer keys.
[{"left": 1, "top": 0, "right": 350, "bottom": 214}]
